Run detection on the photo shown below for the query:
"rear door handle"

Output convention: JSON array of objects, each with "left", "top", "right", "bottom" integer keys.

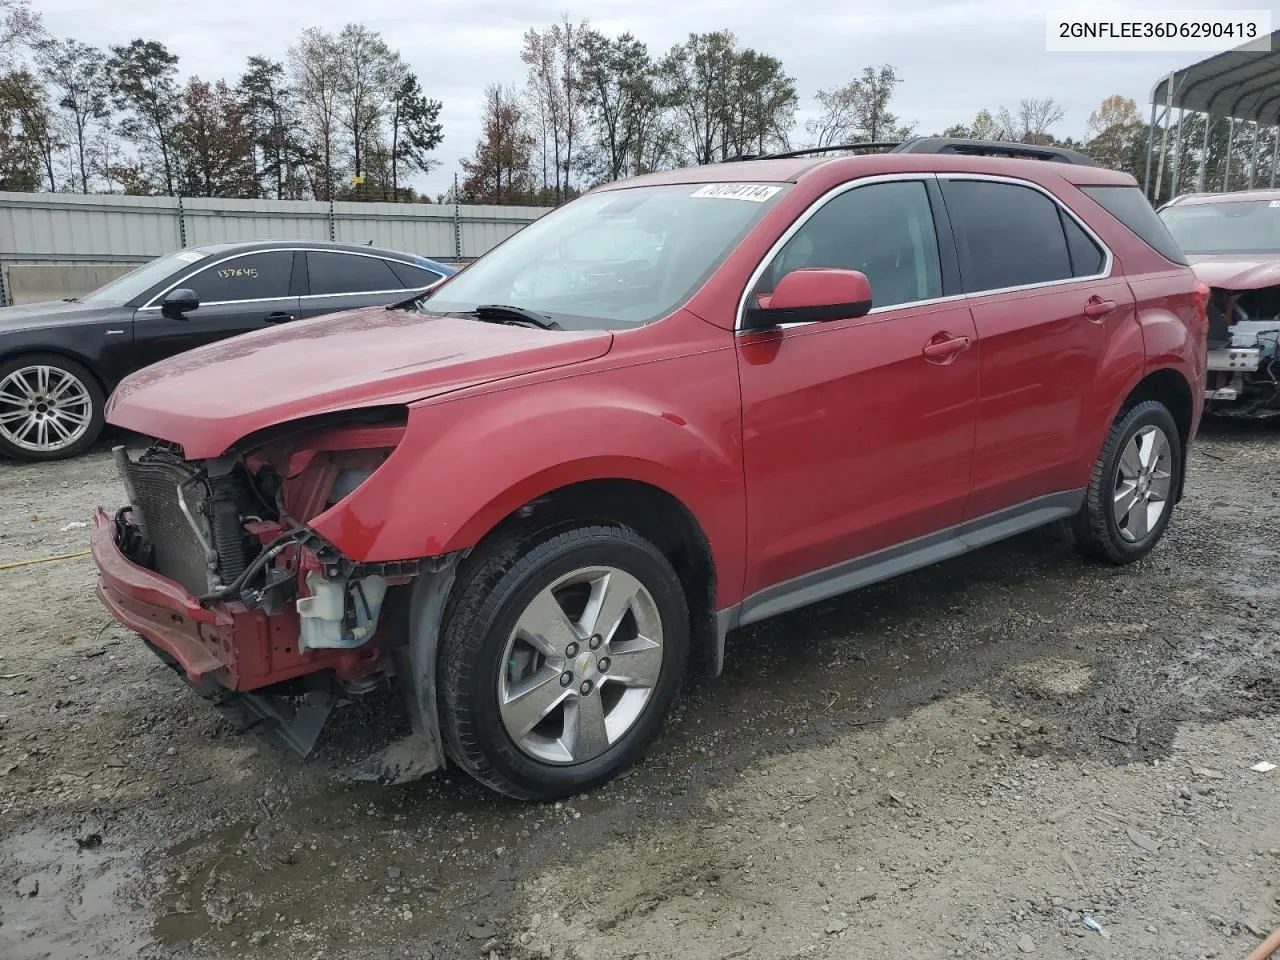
[
  {"left": 922, "top": 334, "right": 972, "bottom": 362},
  {"left": 1084, "top": 297, "right": 1116, "bottom": 320},
  {"left": 264, "top": 312, "right": 295, "bottom": 324}
]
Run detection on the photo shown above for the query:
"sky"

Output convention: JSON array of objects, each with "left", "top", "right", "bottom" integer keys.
[{"left": 31, "top": 0, "right": 1273, "bottom": 198}]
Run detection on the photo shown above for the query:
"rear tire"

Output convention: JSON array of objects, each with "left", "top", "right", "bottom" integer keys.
[
  {"left": 0, "top": 353, "right": 105, "bottom": 462},
  {"left": 438, "top": 522, "right": 689, "bottom": 800},
  {"left": 1072, "top": 400, "right": 1182, "bottom": 564}
]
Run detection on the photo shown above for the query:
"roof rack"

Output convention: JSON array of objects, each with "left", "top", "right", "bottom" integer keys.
[
  {"left": 891, "top": 136, "right": 1097, "bottom": 166},
  {"left": 732, "top": 137, "right": 1097, "bottom": 166}
]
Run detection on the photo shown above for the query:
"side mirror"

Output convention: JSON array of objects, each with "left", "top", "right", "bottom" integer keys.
[
  {"left": 743, "top": 268, "right": 873, "bottom": 330},
  {"left": 161, "top": 288, "right": 200, "bottom": 320}
]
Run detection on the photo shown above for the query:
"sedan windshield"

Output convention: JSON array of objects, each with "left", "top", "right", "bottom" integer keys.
[
  {"left": 422, "top": 182, "right": 789, "bottom": 329},
  {"left": 1160, "top": 200, "right": 1280, "bottom": 255},
  {"left": 79, "top": 249, "right": 210, "bottom": 306}
]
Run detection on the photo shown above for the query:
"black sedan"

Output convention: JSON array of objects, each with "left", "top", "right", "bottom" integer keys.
[{"left": 0, "top": 240, "right": 454, "bottom": 461}]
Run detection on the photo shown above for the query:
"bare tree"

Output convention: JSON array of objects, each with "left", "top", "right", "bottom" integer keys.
[
  {"left": 334, "top": 23, "right": 397, "bottom": 185},
  {"left": 0, "top": 0, "right": 42, "bottom": 69},
  {"left": 805, "top": 65, "right": 912, "bottom": 148},
  {"left": 288, "top": 28, "right": 342, "bottom": 200},
  {"left": 522, "top": 17, "right": 587, "bottom": 203},
  {"left": 996, "top": 97, "right": 1066, "bottom": 144},
  {"left": 37, "top": 38, "right": 110, "bottom": 192}
]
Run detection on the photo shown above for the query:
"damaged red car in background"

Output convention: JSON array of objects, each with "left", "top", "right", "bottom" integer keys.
[
  {"left": 92, "top": 140, "right": 1205, "bottom": 801},
  {"left": 1161, "top": 190, "right": 1280, "bottom": 416}
]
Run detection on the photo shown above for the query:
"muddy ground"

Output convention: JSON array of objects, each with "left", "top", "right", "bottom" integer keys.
[{"left": 1, "top": 421, "right": 1278, "bottom": 960}]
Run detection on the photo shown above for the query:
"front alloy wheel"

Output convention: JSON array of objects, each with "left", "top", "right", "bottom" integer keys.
[
  {"left": 499, "top": 566, "right": 665, "bottom": 765},
  {"left": 438, "top": 523, "right": 689, "bottom": 800},
  {"left": 0, "top": 355, "right": 105, "bottom": 461}
]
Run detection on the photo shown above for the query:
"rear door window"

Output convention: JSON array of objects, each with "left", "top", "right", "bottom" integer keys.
[
  {"left": 307, "top": 251, "right": 403, "bottom": 296},
  {"left": 941, "top": 180, "right": 1073, "bottom": 293},
  {"left": 182, "top": 251, "right": 295, "bottom": 304}
]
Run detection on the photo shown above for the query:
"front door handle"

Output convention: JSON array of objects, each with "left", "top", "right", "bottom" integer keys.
[
  {"left": 922, "top": 334, "right": 972, "bottom": 363},
  {"left": 1084, "top": 296, "right": 1116, "bottom": 320},
  {"left": 264, "top": 312, "right": 295, "bottom": 324}
]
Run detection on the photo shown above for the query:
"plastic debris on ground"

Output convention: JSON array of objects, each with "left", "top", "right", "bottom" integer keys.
[{"left": 1082, "top": 916, "right": 1111, "bottom": 939}]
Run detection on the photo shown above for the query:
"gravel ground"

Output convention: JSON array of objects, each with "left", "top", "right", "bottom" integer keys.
[{"left": 0, "top": 420, "right": 1278, "bottom": 960}]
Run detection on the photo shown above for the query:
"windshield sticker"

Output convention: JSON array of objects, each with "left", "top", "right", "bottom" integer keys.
[
  {"left": 690, "top": 183, "right": 781, "bottom": 203},
  {"left": 173, "top": 251, "right": 207, "bottom": 263}
]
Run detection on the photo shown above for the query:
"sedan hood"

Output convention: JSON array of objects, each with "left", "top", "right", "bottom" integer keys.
[
  {"left": 0, "top": 299, "right": 120, "bottom": 332},
  {"left": 107, "top": 305, "right": 613, "bottom": 458},
  {"left": 1185, "top": 254, "right": 1280, "bottom": 290}
]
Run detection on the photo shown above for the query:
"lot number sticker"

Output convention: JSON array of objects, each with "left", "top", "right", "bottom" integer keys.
[{"left": 691, "top": 184, "right": 781, "bottom": 202}]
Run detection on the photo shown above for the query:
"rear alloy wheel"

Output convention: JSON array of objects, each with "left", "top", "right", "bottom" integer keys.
[
  {"left": 0, "top": 355, "right": 104, "bottom": 462},
  {"left": 1072, "top": 400, "right": 1182, "bottom": 564},
  {"left": 438, "top": 523, "right": 689, "bottom": 800}
]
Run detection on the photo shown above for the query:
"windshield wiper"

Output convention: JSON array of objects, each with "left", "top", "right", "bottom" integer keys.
[
  {"left": 465, "top": 304, "right": 562, "bottom": 330},
  {"left": 387, "top": 286, "right": 436, "bottom": 311}
]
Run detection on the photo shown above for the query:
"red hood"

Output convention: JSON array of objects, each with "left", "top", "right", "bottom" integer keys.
[
  {"left": 1185, "top": 254, "right": 1280, "bottom": 290},
  {"left": 106, "top": 306, "right": 613, "bottom": 458}
]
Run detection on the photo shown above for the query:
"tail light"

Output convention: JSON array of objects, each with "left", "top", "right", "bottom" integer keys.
[{"left": 1193, "top": 280, "right": 1210, "bottom": 321}]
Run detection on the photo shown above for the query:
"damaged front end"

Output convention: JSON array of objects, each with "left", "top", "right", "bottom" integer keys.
[
  {"left": 92, "top": 409, "right": 451, "bottom": 782},
  {"left": 1203, "top": 286, "right": 1280, "bottom": 417}
]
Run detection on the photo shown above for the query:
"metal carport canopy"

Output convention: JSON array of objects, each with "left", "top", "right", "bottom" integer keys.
[{"left": 1151, "top": 30, "right": 1280, "bottom": 122}]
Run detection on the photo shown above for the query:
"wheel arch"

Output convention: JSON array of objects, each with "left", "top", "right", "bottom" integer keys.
[
  {"left": 0, "top": 345, "right": 113, "bottom": 397},
  {"left": 396, "top": 477, "right": 722, "bottom": 784},
  {"left": 453, "top": 477, "right": 721, "bottom": 678},
  {"left": 1116, "top": 366, "right": 1194, "bottom": 501}
]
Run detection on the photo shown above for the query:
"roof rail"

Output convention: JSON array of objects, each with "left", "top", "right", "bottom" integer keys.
[
  {"left": 890, "top": 136, "right": 1098, "bottom": 166},
  {"left": 732, "top": 137, "right": 1098, "bottom": 166},
  {"left": 746, "top": 142, "right": 902, "bottom": 161}
]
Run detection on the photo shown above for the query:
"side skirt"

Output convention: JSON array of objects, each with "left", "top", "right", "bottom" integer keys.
[{"left": 712, "top": 490, "right": 1086, "bottom": 669}]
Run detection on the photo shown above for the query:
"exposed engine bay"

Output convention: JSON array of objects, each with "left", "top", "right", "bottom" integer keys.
[
  {"left": 105, "top": 412, "right": 448, "bottom": 781},
  {"left": 1204, "top": 286, "right": 1280, "bottom": 417}
]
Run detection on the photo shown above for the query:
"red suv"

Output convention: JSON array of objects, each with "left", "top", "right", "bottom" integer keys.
[{"left": 92, "top": 139, "right": 1206, "bottom": 800}]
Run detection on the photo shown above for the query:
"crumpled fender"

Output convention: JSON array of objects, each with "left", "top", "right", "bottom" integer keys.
[{"left": 308, "top": 346, "right": 748, "bottom": 609}]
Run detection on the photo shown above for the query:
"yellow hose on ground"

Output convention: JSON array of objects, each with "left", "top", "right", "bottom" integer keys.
[{"left": 0, "top": 550, "right": 91, "bottom": 571}]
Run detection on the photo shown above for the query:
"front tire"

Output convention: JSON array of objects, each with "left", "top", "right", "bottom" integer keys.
[
  {"left": 0, "top": 354, "right": 104, "bottom": 462},
  {"left": 1072, "top": 400, "right": 1182, "bottom": 564},
  {"left": 438, "top": 522, "right": 689, "bottom": 800}
]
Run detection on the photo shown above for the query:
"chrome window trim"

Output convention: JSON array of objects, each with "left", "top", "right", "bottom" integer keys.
[
  {"left": 139, "top": 247, "right": 439, "bottom": 310},
  {"left": 733, "top": 171, "right": 1116, "bottom": 334}
]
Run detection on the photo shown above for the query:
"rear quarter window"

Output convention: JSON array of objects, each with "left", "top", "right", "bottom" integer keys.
[{"left": 1081, "top": 186, "right": 1188, "bottom": 266}]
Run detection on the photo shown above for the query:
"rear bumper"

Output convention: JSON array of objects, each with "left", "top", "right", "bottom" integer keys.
[{"left": 91, "top": 508, "right": 377, "bottom": 692}]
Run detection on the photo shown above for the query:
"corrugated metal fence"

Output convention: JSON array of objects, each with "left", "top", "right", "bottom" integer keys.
[{"left": 0, "top": 191, "right": 552, "bottom": 304}]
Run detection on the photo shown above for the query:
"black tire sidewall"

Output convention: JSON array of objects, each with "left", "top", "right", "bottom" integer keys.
[
  {"left": 444, "top": 527, "right": 689, "bottom": 799},
  {"left": 1096, "top": 402, "right": 1182, "bottom": 560},
  {"left": 0, "top": 353, "right": 105, "bottom": 462}
]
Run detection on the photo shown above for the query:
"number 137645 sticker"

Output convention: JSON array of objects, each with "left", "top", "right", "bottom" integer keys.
[{"left": 690, "top": 183, "right": 781, "bottom": 202}]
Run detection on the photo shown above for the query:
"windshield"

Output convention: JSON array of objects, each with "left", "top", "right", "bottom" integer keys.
[
  {"left": 422, "top": 182, "right": 789, "bottom": 329},
  {"left": 80, "top": 249, "right": 210, "bottom": 306},
  {"left": 1159, "top": 200, "right": 1280, "bottom": 255}
]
